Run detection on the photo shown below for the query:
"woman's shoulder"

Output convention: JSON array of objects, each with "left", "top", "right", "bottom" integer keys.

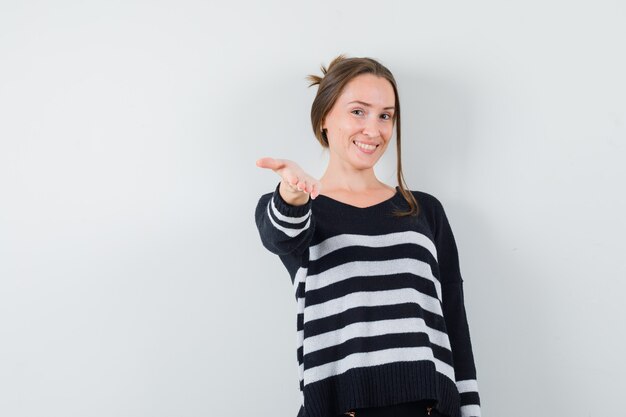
[{"left": 406, "top": 188, "right": 445, "bottom": 213}]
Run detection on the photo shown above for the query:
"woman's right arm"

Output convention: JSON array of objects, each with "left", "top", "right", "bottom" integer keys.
[{"left": 254, "top": 157, "right": 321, "bottom": 256}]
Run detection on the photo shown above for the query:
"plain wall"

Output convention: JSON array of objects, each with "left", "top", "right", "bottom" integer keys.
[{"left": 1, "top": 1, "right": 625, "bottom": 416}]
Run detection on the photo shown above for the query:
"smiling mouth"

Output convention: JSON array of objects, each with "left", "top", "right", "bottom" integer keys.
[{"left": 353, "top": 140, "right": 379, "bottom": 151}]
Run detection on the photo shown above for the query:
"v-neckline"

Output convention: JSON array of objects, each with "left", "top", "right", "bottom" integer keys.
[{"left": 316, "top": 186, "right": 401, "bottom": 210}]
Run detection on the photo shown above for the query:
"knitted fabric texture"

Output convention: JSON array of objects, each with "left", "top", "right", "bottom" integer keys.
[{"left": 254, "top": 182, "right": 481, "bottom": 417}]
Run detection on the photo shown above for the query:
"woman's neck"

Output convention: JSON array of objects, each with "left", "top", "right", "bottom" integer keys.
[{"left": 319, "top": 170, "right": 390, "bottom": 194}]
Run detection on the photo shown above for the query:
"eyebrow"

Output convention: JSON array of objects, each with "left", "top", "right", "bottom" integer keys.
[{"left": 347, "top": 100, "right": 395, "bottom": 110}]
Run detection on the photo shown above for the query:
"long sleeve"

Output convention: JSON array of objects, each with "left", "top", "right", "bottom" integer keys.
[
  {"left": 254, "top": 181, "right": 315, "bottom": 257},
  {"left": 433, "top": 197, "right": 482, "bottom": 417}
]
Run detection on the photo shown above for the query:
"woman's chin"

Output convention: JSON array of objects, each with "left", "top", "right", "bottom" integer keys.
[{"left": 350, "top": 157, "right": 380, "bottom": 170}]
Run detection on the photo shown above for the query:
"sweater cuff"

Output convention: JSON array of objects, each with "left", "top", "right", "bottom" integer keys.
[{"left": 457, "top": 379, "right": 481, "bottom": 417}]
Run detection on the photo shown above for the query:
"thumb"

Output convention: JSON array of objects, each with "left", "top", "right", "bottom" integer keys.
[{"left": 256, "top": 157, "right": 283, "bottom": 171}]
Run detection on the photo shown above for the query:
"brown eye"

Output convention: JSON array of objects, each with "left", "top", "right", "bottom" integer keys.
[{"left": 352, "top": 109, "right": 364, "bottom": 116}]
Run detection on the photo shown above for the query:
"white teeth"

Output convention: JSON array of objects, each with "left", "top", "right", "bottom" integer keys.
[{"left": 354, "top": 141, "right": 377, "bottom": 150}]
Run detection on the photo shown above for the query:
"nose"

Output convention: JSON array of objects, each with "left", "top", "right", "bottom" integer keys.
[{"left": 361, "top": 115, "right": 379, "bottom": 137}]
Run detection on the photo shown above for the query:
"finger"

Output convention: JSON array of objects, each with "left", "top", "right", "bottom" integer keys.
[
  {"left": 311, "top": 182, "right": 321, "bottom": 199},
  {"left": 287, "top": 174, "right": 300, "bottom": 186},
  {"left": 255, "top": 157, "right": 273, "bottom": 168},
  {"left": 296, "top": 179, "right": 308, "bottom": 192},
  {"left": 256, "top": 157, "right": 284, "bottom": 171},
  {"left": 282, "top": 175, "right": 300, "bottom": 193},
  {"left": 304, "top": 179, "right": 313, "bottom": 194}
]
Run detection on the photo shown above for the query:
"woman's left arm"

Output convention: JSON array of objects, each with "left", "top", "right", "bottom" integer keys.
[{"left": 433, "top": 197, "right": 482, "bottom": 417}]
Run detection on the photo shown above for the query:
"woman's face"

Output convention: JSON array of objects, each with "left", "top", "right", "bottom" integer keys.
[{"left": 322, "top": 73, "right": 396, "bottom": 171}]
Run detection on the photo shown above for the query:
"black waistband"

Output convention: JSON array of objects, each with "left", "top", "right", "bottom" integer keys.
[{"left": 348, "top": 399, "right": 438, "bottom": 417}]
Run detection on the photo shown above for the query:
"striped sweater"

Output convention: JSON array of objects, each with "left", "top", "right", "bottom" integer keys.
[{"left": 254, "top": 182, "right": 481, "bottom": 417}]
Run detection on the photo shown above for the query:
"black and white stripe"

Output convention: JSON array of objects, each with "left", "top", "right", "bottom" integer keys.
[
  {"left": 255, "top": 183, "right": 481, "bottom": 417},
  {"left": 457, "top": 379, "right": 481, "bottom": 417},
  {"left": 266, "top": 193, "right": 312, "bottom": 238},
  {"left": 299, "top": 231, "right": 454, "bottom": 378}
]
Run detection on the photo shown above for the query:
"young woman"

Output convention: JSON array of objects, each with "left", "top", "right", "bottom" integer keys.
[{"left": 254, "top": 55, "right": 481, "bottom": 417}]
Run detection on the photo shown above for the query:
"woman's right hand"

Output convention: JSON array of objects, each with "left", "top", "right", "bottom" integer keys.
[{"left": 255, "top": 157, "right": 322, "bottom": 205}]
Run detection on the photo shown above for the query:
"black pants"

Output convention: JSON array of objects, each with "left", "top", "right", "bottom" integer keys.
[{"left": 338, "top": 399, "right": 447, "bottom": 417}]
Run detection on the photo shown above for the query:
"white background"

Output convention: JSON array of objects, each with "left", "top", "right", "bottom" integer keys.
[{"left": 1, "top": 1, "right": 625, "bottom": 416}]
